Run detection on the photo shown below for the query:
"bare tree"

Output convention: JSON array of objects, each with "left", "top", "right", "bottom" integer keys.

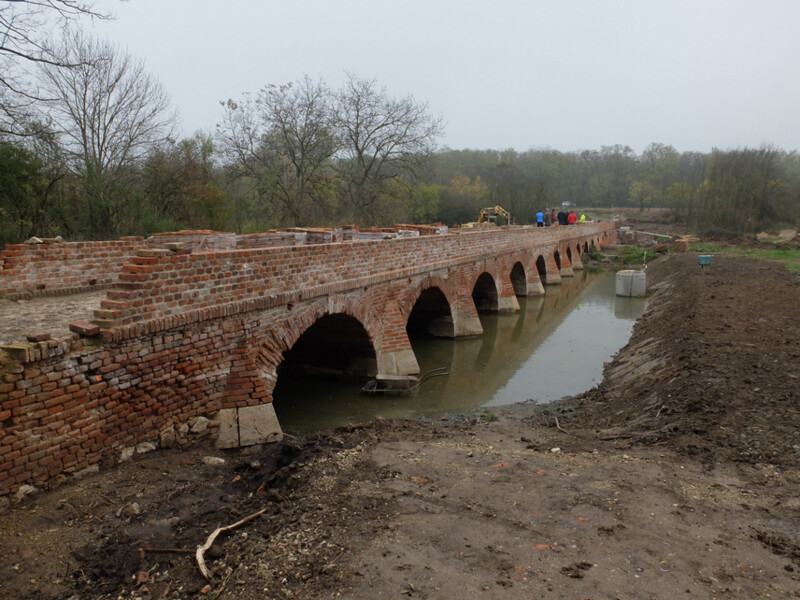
[
  {"left": 37, "top": 30, "right": 175, "bottom": 237},
  {"left": 0, "top": 0, "right": 109, "bottom": 136},
  {"left": 218, "top": 76, "right": 337, "bottom": 226},
  {"left": 331, "top": 74, "right": 443, "bottom": 221}
]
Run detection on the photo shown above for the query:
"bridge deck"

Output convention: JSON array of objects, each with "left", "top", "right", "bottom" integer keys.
[{"left": 0, "top": 291, "right": 105, "bottom": 345}]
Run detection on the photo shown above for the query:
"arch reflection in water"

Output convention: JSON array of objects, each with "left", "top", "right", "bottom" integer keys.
[{"left": 272, "top": 271, "right": 646, "bottom": 433}]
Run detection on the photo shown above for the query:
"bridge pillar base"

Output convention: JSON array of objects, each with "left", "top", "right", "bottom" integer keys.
[
  {"left": 526, "top": 280, "right": 545, "bottom": 296},
  {"left": 378, "top": 348, "right": 420, "bottom": 376},
  {"left": 545, "top": 273, "right": 562, "bottom": 285},
  {"left": 560, "top": 267, "right": 574, "bottom": 277},
  {"left": 454, "top": 313, "right": 483, "bottom": 337},
  {"left": 497, "top": 295, "right": 520, "bottom": 312},
  {"left": 215, "top": 404, "right": 283, "bottom": 449},
  {"left": 571, "top": 253, "right": 584, "bottom": 270}
]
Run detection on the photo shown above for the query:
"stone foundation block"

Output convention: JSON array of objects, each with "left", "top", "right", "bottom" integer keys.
[{"left": 214, "top": 404, "right": 283, "bottom": 449}]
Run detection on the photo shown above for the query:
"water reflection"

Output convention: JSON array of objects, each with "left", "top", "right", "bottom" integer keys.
[{"left": 273, "top": 271, "right": 646, "bottom": 433}]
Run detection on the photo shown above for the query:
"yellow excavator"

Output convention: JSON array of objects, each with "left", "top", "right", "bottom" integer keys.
[{"left": 477, "top": 206, "right": 511, "bottom": 225}]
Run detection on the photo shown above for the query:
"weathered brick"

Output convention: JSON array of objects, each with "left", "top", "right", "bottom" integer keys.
[{"left": 69, "top": 321, "right": 101, "bottom": 337}]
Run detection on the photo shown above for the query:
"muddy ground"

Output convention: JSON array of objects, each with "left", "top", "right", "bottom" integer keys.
[{"left": 1, "top": 252, "right": 799, "bottom": 600}]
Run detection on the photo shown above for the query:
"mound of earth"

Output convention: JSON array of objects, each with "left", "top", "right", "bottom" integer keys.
[
  {"left": 567, "top": 253, "right": 800, "bottom": 466},
  {"left": 0, "top": 253, "right": 798, "bottom": 600}
]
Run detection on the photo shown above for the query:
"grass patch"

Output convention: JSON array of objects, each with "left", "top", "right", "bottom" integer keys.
[
  {"left": 611, "top": 245, "right": 663, "bottom": 268},
  {"left": 689, "top": 243, "right": 800, "bottom": 272}
]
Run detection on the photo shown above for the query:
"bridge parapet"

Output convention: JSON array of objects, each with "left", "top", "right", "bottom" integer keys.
[{"left": 95, "top": 223, "right": 614, "bottom": 338}]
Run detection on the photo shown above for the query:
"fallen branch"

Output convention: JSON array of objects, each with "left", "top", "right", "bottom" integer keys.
[
  {"left": 196, "top": 508, "right": 267, "bottom": 580},
  {"left": 554, "top": 416, "right": 569, "bottom": 435}
]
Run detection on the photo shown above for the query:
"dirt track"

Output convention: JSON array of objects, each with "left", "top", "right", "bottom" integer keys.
[{"left": 1, "top": 253, "right": 799, "bottom": 599}]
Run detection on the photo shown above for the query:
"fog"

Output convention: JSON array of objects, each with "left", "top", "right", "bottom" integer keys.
[{"left": 90, "top": 0, "right": 800, "bottom": 153}]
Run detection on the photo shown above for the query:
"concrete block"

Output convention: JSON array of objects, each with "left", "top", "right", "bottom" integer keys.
[
  {"left": 1, "top": 343, "right": 36, "bottom": 362},
  {"left": 214, "top": 408, "right": 240, "bottom": 449},
  {"left": 526, "top": 281, "right": 545, "bottom": 296},
  {"left": 378, "top": 349, "right": 420, "bottom": 376},
  {"left": 497, "top": 295, "right": 520, "bottom": 312},
  {"left": 453, "top": 314, "right": 483, "bottom": 337},
  {"left": 394, "top": 349, "right": 421, "bottom": 375},
  {"left": 238, "top": 404, "right": 282, "bottom": 446}
]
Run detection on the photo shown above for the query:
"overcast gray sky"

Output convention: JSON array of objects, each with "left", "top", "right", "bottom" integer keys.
[{"left": 90, "top": 0, "right": 800, "bottom": 154}]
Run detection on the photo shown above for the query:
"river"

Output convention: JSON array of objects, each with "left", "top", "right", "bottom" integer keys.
[{"left": 273, "top": 270, "right": 646, "bottom": 433}]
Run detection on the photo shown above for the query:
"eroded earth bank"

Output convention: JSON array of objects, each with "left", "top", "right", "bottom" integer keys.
[{"left": 1, "top": 253, "right": 799, "bottom": 599}]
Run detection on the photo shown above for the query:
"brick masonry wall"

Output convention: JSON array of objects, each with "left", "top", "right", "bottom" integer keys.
[
  {"left": 0, "top": 314, "right": 274, "bottom": 497},
  {"left": 0, "top": 238, "right": 148, "bottom": 299},
  {"left": 0, "top": 224, "right": 616, "bottom": 498},
  {"left": 99, "top": 224, "right": 614, "bottom": 333}
]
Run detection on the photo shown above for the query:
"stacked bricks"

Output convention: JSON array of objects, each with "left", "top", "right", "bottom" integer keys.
[
  {"left": 0, "top": 237, "right": 147, "bottom": 300},
  {"left": 236, "top": 232, "right": 307, "bottom": 249},
  {"left": 394, "top": 224, "right": 449, "bottom": 235},
  {"left": 146, "top": 230, "right": 237, "bottom": 252}
]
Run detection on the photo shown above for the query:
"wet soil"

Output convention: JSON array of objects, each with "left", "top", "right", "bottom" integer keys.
[{"left": 1, "top": 253, "right": 799, "bottom": 599}]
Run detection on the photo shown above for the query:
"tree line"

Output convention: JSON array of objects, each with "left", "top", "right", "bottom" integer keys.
[{"left": 1, "top": 4, "right": 798, "bottom": 245}]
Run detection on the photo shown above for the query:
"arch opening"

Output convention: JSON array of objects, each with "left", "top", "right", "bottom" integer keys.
[
  {"left": 510, "top": 262, "right": 527, "bottom": 296},
  {"left": 407, "top": 286, "right": 455, "bottom": 338},
  {"left": 554, "top": 250, "right": 562, "bottom": 270},
  {"left": 472, "top": 272, "right": 499, "bottom": 312},
  {"left": 566, "top": 247, "right": 573, "bottom": 262},
  {"left": 535, "top": 255, "right": 547, "bottom": 279},
  {"left": 275, "top": 313, "right": 377, "bottom": 382},
  {"left": 271, "top": 313, "right": 376, "bottom": 433}
]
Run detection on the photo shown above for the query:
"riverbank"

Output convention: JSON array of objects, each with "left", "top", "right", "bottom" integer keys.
[{"left": 1, "top": 253, "right": 799, "bottom": 599}]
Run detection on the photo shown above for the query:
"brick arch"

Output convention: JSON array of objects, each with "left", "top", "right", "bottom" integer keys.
[
  {"left": 535, "top": 254, "right": 548, "bottom": 279},
  {"left": 397, "top": 274, "right": 459, "bottom": 322},
  {"left": 471, "top": 271, "right": 499, "bottom": 312},
  {"left": 252, "top": 293, "right": 384, "bottom": 390},
  {"left": 402, "top": 280, "right": 457, "bottom": 339},
  {"left": 510, "top": 260, "right": 527, "bottom": 296}
]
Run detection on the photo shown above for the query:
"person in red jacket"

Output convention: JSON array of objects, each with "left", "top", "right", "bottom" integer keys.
[{"left": 567, "top": 211, "right": 577, "bottom": 225}]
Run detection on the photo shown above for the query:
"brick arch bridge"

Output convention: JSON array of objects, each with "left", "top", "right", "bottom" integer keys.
[{"left": 0, "top": 223, "right": 614, "bottom": 496}]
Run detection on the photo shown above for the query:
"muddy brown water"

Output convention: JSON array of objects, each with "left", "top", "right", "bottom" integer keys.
[{"left": 273, "top": 270, "right": 646, "bottom": 432}]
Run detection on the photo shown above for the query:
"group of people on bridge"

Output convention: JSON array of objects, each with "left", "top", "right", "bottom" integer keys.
[{"left": 534, "top": 208, "right": 585, "bottom": 227}]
